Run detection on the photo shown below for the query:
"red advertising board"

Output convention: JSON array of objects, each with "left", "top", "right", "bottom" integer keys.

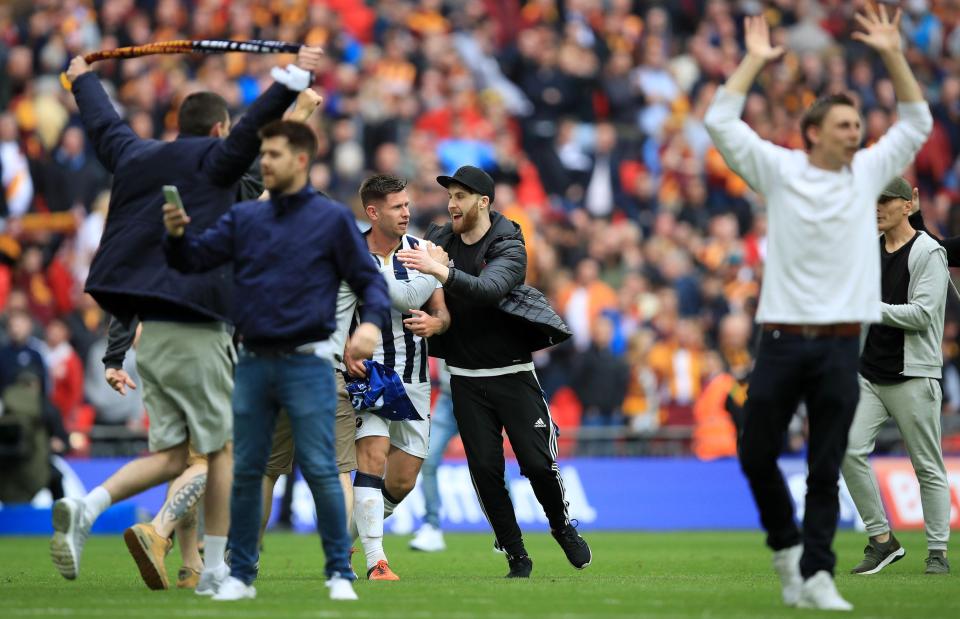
[{"left": 872, "top": 457, "right": 960, "bottom": 530}]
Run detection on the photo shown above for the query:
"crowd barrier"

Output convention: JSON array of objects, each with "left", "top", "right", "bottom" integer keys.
[{"left": 2, "top": 457, "right": 958, "bottom": 534}]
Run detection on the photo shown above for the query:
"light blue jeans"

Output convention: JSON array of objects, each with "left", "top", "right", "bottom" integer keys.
[
  {"left": 228, "top": 349, "right": 353, "bottom": 584},
  {"left": 420, "top": 393, "right": 458, "bottom": 528}
]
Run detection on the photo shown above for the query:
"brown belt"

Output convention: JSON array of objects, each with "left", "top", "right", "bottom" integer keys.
[{"left": 763, "top": 322, "right": 861, "bottom": 339}]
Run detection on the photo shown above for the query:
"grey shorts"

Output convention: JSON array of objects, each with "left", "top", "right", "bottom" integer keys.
[
  {"left": 265, "top": 371, "right": 357, "bottom": 476},
  {"left": 135, "top": 321, "right": 234, "bottom": 455}
]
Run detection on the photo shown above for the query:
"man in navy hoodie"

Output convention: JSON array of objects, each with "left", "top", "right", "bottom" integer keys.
[
  {"left": 48, "top": 48, "right": 322, "bottom": 597},
  {"left": 163, "top": 120, "right": 390, "bottom": 601}
]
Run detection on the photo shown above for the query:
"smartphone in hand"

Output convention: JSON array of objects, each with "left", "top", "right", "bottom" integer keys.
[{"left": 162, "top": 185, "right": 185, "bottom": 213}]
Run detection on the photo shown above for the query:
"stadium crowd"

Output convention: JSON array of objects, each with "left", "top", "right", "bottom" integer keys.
[{"left": 2, "top": 0, "right": 960, "bottom": 461}]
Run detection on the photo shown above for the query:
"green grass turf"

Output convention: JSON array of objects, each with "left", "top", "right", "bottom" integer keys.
[{"left": 0, "top": 530, "right": 956, "bottom": 618}]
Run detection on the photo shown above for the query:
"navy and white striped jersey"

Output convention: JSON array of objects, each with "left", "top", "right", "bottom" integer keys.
[{"left": 353, "top": 234, "right": 438, "bottom": 385}]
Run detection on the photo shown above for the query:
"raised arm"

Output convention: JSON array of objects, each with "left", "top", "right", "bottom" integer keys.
[
  {"left": 908, "top": 187, "right": 960, "bottom": 267},
  {"left": 204, "top": 47, "right": 323, "bottom": 186},
  {"left": 721, "top": 16, "right": 783, "bottom": 96},
  {"left": 68, "top": 57, "right": 140, "bottom": 173},
  {"left": 854, "top": 4, "right": 923, "bottom": 103},
  {"left": 852, "top": 5, "right": 933, "bottom": 186},
  {"left": 704, "top": 16, "right": 790, "bottom": 196}
]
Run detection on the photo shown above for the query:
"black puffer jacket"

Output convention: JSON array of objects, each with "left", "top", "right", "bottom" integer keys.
[{"left": 425, "top": 211, "right": 571, "bottom": 357}]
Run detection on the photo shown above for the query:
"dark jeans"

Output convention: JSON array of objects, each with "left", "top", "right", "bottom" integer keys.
[
  {"left": 228, "top": 349, "right": 352, "bottom": 584},
  {"left": 739, "top": 329, "right": 860, "bottom": 578},
  {"left": 450, "top": 371, "right": 570, "bottom": 558}
]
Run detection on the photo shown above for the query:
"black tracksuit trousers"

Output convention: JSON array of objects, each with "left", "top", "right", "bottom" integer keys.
[{"left": 450, "top": 370, "right": 570, "bottom": 557}]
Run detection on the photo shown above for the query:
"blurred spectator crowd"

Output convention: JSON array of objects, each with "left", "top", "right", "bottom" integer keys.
[{"left": 2, "top": 0, "right": 960, "bottom": 460}]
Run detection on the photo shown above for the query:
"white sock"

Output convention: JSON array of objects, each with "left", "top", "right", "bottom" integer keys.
[
  {"left": 354, "top": 486, "right": 386, "bottom": 569},
  {"left": 203, "top": 535, "right": 227, "bottom": 570},
  {"left": 82, "top": 486, "right": 112, "bottom": 522},
  {"left": 383, "top": 494, "right": 398, "bottom": 519}
]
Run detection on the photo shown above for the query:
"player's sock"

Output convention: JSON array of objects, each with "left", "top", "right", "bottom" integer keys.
[
  {"left": 382, "top": 488, "right": 400, "bottom": 519},
  {"left": 203, "top": 535, "right": 228, "bottom": 570},
  {"left": 82, "top": 486, "right": 112, "bottom": 522},
  {"left": 354, "top": 472, "right": 387, "bottom": 569}
]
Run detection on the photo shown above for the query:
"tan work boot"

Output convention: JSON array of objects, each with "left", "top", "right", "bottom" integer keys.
[{"left": 123, "top": 523, "right": 172, "bottom": 590}]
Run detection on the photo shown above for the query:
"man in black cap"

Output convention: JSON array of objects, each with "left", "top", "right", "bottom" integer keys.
[
  {"left": 841, "top": 177, "right": 951, "bottom": 576},
  {"left": 397, "top": 165, "right": 590, "bottom": 578}
]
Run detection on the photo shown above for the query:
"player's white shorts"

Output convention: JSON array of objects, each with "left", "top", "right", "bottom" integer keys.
[{"left": 355, "top": 380, "right": 431, "bottom": 458}]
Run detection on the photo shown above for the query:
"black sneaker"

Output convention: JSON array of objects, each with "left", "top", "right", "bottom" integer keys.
[
  {"left": 552, "top": 523, "right": 592, "bottom": 569},
  {"left": 850, "top": 534, "right": 905, "bottom": 575},
  {"left": 505, "top": 555, "right": 532, "bottom": 578},
  {"left": 924, "top": 551, "right": 950, "bottom": 575}
]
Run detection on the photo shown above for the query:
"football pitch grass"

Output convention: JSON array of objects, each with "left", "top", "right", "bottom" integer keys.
[{"left": 1, "top": 531, "right": 956, "bottom": 618}]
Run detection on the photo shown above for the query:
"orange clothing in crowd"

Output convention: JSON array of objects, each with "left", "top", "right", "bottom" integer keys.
[
  {"left": 647, "top": 340, "right": 705, "bottom": 425},
  {"left": 556, "top": 280, "right": 618, "bottom": 324},
  {"left": 705, "top": 146, "right": 749, "bottom": 198},
  {"left": 375, "top": 59, "right": 418, "bottom": 95},
  {"left": 414, "top": 106, "right": 493, "bottom": 141},
  {"left": 692, "top": 372, "right": 738, "bottom": 461},
  {"left": 406, "top": 9, "right": 449, "bottom": 36},
  {"left": 500, "top": 203, "right": 538, "bottom": 285}
]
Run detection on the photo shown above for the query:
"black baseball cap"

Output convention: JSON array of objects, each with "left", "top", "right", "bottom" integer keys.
[{"left": 437, "top": 166, "right": 495, "bottom": 204}]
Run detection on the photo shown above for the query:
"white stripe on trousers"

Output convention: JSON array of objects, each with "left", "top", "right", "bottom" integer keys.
[{"left": 532, "top": 370, "right": 571, "bottom": 526}]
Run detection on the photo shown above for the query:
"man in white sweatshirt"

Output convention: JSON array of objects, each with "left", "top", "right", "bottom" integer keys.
[{"left": 704, "top": 6, "right": 932, "bottom": 612}]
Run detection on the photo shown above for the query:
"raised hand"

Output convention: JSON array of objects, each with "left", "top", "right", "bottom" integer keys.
[
  {"left": 744, "top": 15, "right": 784, "bottom": 62},
  {"left": 287, "top": 88, "right": 324, "bottom": 122},
  {"left": 295, "top": 45, "right": 324, "bottom": 72},
  {"left": 853, "top": 2, "right": 903, "bottom": 55},
  {"left": 66, "top": 56, "right": 91, "bottom": 83}
]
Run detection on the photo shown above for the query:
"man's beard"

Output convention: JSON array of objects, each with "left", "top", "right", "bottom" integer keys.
[{"left": 453, "top": 198, "right": 481, "bottom": 234}]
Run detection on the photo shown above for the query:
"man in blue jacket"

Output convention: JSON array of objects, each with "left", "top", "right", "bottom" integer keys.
[
  {"left": 48, "top": 49, "right": 322, "bottom": 596},
  {"left": 163, "top": 120, "right": 390, "bottom": 602}
]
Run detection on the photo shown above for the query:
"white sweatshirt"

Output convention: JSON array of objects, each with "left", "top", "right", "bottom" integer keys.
[{"left": 705, "top": 87, "right": 933, "bottom": 324}]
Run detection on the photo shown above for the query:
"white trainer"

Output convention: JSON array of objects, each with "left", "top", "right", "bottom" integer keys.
[
  {"left": 772, "top": 544, "right": 803, "bottom": 606},
  {"left": 212, "top": 576, "right": 256, "bottom": 601},
  {"left": 409, "top": 524, "right": 446, "bottom": 552},
  {"left": 195, "top": 563, "right": 230, "bottom": 597},
  {"left": 50, "top": 498, "right": 93, "bottom": 580},
  {"left": 326, "top": 576, "right": 359, "bottom": 601},
  {"left": 797, "top": 570, "right": 853, "bottom": 611}
]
